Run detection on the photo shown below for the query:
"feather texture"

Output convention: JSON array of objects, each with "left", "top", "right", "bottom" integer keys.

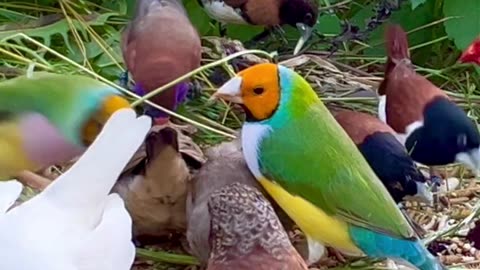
[{"left": 0, "top": 108, "right": 150, "bottom": 270}]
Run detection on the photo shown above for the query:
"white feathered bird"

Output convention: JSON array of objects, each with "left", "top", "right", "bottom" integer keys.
[{"left": 0, "top": 108, "right": 151, "bottom": 270}]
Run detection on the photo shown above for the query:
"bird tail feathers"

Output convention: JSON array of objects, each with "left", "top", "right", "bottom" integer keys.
[
  {"left": 0, "top": 180, "right": 23, "bottom": 214},
  {"left": 350, "top": 226, "right": 446, "bottom": 270},
  {"left": 40, "top": 108, "right": 151, "bottom": 226},
  {"left": 74, "top": 193, "right": 136, "bottom": 270}
]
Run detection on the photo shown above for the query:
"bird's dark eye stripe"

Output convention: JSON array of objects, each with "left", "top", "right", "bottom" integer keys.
[{"left": 253, "top": 87, "right": 264, "bottom": 95}]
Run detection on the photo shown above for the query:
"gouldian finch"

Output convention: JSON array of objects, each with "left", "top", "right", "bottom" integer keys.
[
  {"left": 121, "top": 0, "right": 202, "bottom": 124},
  {"left": 205, "top": 182, "right": 308, "bottom": 270},
  {"left": 0, "top": 72, "right": 131, "bottom": 180},
  {"left": 378, "top": 24, "right": 480, "bottom": 179},
  {"left": 212, "top": 63, "right": 446, "bottom": 270},
  {"left": 333, "top": 109, "right": 431, "bottom": 204},
  {"left": 0, "top": 108, "right": 151, "bottom": 270},
  {"left": 198, "top": 0, "right": 319, "bottom": 55}
]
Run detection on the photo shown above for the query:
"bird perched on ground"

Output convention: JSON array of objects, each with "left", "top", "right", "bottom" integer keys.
[
  {"left": 121, "top": 0, "right": 202, "bottom": 124},
  {"left": 186, "top": 139, "right": 263, "bottom": 263},
  {"left": 333, "top": 109, "right": 431, "bottom": 204},
  {"left": 207, "top": 182, "right": 308, "bottom": 270},
  {"left": 459, "top": 36, "right": 480, "bottom": 65},
  {"left": 0, "top": 71, "right": 130, "bottom": 180},
  {"left": 378, "top": 24, "right": 480, "bottom": 179},
  {"left": 113, "top": 126, "right": 191, "bottom": 239},
  {"left": 212, "top": 63, "right": 446, "bottom": 270},
  {"left": 197, "top": 0, "right": 319, "bottom": 55},
  {"left": 0, "top": 108, "right": 150, "bottom": 270}
]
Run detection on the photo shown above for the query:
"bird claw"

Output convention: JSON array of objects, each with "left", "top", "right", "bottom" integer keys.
[
  {"left": 430, "top": 175, "right": 443, "bottom": 188},
  {"left": 119, "top": 71, "right": 129, "bottom": 89},
  {"left": 185, "top": 80, "right": 203, "bottom": 101}
]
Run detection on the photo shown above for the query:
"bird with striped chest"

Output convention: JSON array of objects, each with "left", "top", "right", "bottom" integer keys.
[
  {"left": 121, "top": 0, "right": 202, "bottom": 124},
  {"left": 333, "top": 109, "right": 432, "bottom": 204},
  {"left": 378, "top": 24, "right": 480, "bottom": 180},
  {"left": 198, "top": 0, "right": 319, "bottom": 55},
  {"left": 0, "top": 72, "right": 131, "bottom": 180},
  {"left": 211, "top": 63, "right": 446, "bottom": 270}
]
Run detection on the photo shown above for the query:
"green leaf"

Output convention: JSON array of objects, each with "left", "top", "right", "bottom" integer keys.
[
  {"left": 226, "top": 24, "right": 264, "bottom": 42},
  {"left": 358, "top": 0, "right": 436, "bottom": 59},
  {"left": 410, "top": 0, "right": 427, "bottom": 9},
  {"left": 443, "top": 0, "right": 480, "bottom": 50},
  {"left": 316, "top": 14, "right": 342, "bottom": 35},
  {"left": 183, "top": 0, "right": 216, "bottom": 35}
]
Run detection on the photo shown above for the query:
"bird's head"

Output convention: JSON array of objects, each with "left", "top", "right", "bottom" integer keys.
[
  {"left": 82, "top": 95, "right": 131, "bottom": 145},
  {"left": 211, "top": 63, "right": 318, "bottom": 123},
  {"left": 279, "top": 0, "right": 319, "bottom": 55}
]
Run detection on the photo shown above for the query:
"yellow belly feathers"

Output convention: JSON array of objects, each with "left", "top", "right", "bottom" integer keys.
[{"left": 259, "top": 177, "right": 363, "bottom": 255}]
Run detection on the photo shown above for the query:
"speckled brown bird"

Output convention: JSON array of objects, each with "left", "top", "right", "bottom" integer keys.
[
  {"left": 186, "top": 139, "right": 263, "bottom": 263},
  {"left": 378, "top": 24, "right": 480, "bottom": 179},
  {"left": 206, "top": 182, "right": 308, "bottom": 270},
  {"left": 333, "top": 109, "right": 431, "bottom": 204},
  {"left": 121, "top": 0, "right": 202, "bottom": 124},
  {"left": 198, "top": 0, "right": 319, "bottom": 54}
]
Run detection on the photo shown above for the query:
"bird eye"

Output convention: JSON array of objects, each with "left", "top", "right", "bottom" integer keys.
[
  {"left": 253, "top": 87, "right": 264, "bottom": 95},
  {"left": 457, "top": 134, "right": 467, "bottom": 147},
  {"left": 304, "top": 13, "right": 313, "bottom": 23}
]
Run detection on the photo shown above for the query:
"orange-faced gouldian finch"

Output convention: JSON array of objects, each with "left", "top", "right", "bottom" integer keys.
[
  {"left": 0, "top": 72, "right": 132, "bottom": 180},
  {"left": 211, "top": 63, "right": 446, "bottom": 270},
  {"left": 0, "top": 108, "right": 151, "bottom": 270}
]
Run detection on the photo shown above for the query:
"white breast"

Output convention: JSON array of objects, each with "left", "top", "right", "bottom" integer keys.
[
  {"left": 202, "top": 1, "right": 248, "bottom": 25},
  {"left": 377, "top": 95, "right": 387, "bottom": 123},
  {"left": 377, "top": 95, "right": 424, "bottom": 146},
  {"left": 241, "top": 122, "right": 272, "bottom": 179}
]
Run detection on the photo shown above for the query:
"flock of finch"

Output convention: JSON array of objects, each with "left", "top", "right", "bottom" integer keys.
[{"left": 0, "top": 0, "right": 480, "bottom": 269}]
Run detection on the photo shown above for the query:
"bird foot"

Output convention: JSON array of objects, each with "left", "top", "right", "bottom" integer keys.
[
  {"left": 185, "top": 80, "right": 203, "bottom": 102},
  {"left": 327, "top": 247, "right": 347, "bottom": 263},
  {"left": 119, "top": 71, "right": 129, "bottom": 89}
]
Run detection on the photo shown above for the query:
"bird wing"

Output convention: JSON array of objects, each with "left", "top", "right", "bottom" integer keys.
[
  {"left": 259, "top": 104, "right": 415, "bottom": 239},
  {"left": 73, "top": 194, "right": 135, "bottom": 270},
  {"left": 0, "top": 180, "right": 22, "bottom": 214}
]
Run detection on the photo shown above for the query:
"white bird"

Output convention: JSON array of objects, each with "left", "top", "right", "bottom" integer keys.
[{"left": 0, "top": 108, "right": 151, "bottom": 270}]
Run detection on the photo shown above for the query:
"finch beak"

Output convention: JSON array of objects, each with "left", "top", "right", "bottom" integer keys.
[
  {"left": 210, "top": 76, "right": 244, "bottom": 104},
  {"left": 293, "top": 23, "right": 313, "bottom": 55},
  {"left": 456, "top": 148, "right": 480, "bottom": 176}
]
